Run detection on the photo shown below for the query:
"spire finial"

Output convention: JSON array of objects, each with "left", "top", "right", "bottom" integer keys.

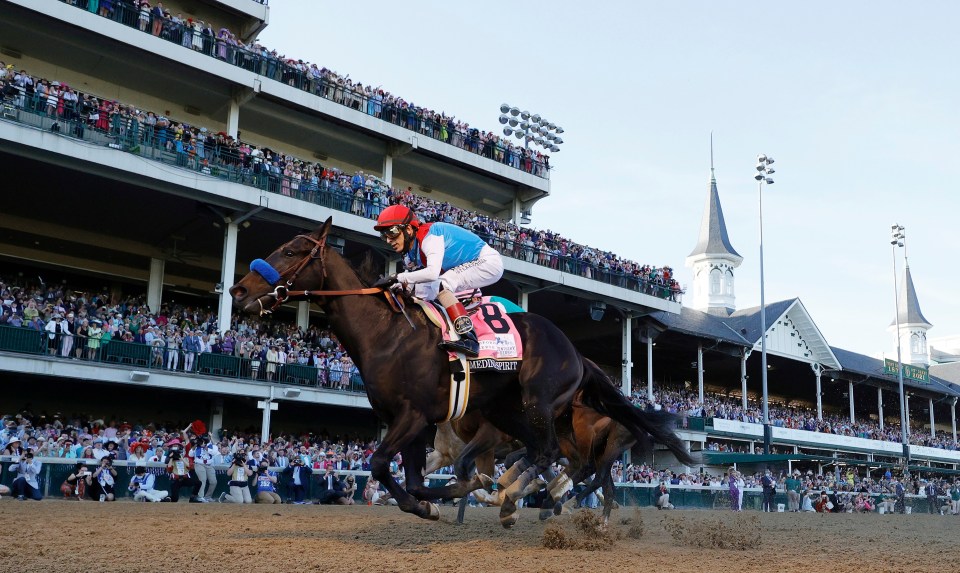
[{"left": 710, "top": 132, "right": 715, "bottom": 179}]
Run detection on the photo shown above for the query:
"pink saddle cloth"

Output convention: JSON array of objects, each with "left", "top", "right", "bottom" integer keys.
[{"left": 420, "top": 299, "right": 523, "bottom": 362}]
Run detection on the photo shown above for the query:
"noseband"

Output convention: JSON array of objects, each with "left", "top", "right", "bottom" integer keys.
[{"left": 252, "top": 234, "right": 385, "bottom": 316}]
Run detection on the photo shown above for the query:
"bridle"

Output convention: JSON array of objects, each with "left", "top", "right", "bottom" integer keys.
[{"left": 254, "top": 234, "right": 388, "bottom": 316}]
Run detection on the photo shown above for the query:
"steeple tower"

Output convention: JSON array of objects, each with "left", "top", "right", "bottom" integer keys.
[
  {"left": 890, "top": 261, "right": 933, "bottom": 367},
  {"left": 685, "top": 137, "right": 742, "bottom": 316}
]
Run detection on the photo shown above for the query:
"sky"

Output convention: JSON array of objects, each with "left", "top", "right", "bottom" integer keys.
[{"left": 258, "top": 1, "right": 960, "bottom": 359}]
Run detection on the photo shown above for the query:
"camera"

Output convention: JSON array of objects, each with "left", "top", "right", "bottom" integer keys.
[
  {"left": 169, "top": 451, "right": 182, "bottom": 461},
  {"left": 233, "top": 453, "right": 246, "bottom": 465}
]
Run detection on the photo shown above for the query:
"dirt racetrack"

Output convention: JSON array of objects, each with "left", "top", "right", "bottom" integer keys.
[{"left": 1, "top": 500, "right": 956, "bottom": 573}]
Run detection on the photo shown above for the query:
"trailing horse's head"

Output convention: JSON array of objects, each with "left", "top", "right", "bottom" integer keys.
[{"left": 229, "top": 217, "right": 333, "bottom": 315}]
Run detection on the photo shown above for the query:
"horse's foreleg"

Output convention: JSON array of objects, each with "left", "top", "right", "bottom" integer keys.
[
  {"left": 409, "top": 425, "right": 500, "bottom": 504},
  {"left": 370, "top": 417, "right": 438, "bottom": 521}
]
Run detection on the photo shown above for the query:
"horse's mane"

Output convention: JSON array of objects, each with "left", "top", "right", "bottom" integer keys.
[{"left": 347, "top": 250, "right": 380, "bottom": 287}]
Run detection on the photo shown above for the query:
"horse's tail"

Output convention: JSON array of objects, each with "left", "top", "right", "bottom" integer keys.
[{"left": 578, "top": 358, "right": 694, "bottom": 466}]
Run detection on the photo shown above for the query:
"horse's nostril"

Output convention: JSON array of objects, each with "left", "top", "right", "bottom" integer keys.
[{"left": 230, "top": 285, "right": 247, "bottom": 299}]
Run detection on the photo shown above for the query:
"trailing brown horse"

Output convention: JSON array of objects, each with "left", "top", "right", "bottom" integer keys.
[{"left": 230, "top": 218, "right": 691, "bottom": 526}]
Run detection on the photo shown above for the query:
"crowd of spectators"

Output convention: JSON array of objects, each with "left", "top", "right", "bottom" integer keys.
[
  {"left": 0, "top": 408, "right": 388, "bottom": 503},
  {"left": 630, "top": 383, "right": 960, "bottom": 453},
  {"left": 0, "top": 275, "right": 365, "bottom": 390},
  {"left": 0, "top": 62, "right": 681, "bottom": 301},
  {"left": 54, "top": 0, "right": 549, "bottom": 178}
]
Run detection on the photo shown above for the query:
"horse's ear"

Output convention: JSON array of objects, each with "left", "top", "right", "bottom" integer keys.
[{"left": 312, "top": 217, "right": 333, "bottom": 241}]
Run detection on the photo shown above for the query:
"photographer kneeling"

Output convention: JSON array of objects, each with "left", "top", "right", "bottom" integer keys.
[
  {"left": 88, "top": 456, "right": 118, "bottom": 502},
  {"left": 254, "top": 461, "right": 281, "bottom": 504},
  {"left": 129, "top": 465, "right": 170, "bottom": 502},
  {"left": 221, "top": 452, "right": 253, "bottom": 503}
]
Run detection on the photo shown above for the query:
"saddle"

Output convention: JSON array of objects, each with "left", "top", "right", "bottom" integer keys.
[{"left": 412, "top": 294, "right": 524, "bottom": 422}]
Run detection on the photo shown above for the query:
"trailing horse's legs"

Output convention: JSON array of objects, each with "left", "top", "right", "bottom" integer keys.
[
  {"left": 408, "top": 422, "right": 501, "bottom": 507},
  {"left": 370, "top": 416, "right": 439, "bottom": 521}
]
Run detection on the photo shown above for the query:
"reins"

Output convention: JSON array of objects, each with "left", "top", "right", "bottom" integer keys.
[{"left": 256, "top": 233, "right": 402, "bottom": 316}]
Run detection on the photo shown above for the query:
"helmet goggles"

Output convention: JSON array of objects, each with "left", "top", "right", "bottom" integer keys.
[{"left": 380, "top": 225, "right": 404, "bottom": 240}]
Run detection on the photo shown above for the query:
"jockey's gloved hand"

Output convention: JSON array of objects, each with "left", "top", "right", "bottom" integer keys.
[{"left": 373, "top": 274, "right": 398, "bottom": 289}]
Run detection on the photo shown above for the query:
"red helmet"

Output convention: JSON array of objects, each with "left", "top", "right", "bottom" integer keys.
[{"left": 374, "top": 205, "right": 419, "bottom": 231}]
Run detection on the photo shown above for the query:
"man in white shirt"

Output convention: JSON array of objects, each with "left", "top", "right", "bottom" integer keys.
[
  {"left": 91, "top": 438, "right": 109, "bottom": 460},
  {"left": 129, "top": 466, "right": 169, "bottom": 502}
]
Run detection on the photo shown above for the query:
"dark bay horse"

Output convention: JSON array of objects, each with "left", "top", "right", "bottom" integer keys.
[{"left": 230, "top": 218, "right": 691, "bottom": 526}]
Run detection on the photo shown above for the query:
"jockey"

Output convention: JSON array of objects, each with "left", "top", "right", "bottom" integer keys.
[{"left": 373, "top": 204, "right": 504, "bottom": 357}]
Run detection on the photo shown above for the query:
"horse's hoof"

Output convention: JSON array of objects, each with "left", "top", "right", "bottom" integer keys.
[
  {"left": 553, "top": 502, "right": 563, "bottom": 516},
  {"left": 500, "top": 510, "right": 520, "bottom": 528},
  {"left": 539, "top": 509, "right": 553, "bottom": 521},
  {"left": 421, "top": 501, "right": 440, "bottom": 521},
  {"left": 477, "top": 473, "right": 494, "bottom": 491}
]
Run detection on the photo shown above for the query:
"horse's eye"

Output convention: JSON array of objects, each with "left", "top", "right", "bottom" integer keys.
[{"left": 284, "top": 250, "right": 294, "bottom": 257}]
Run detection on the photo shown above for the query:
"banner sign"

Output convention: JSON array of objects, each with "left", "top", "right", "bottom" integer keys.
[{"left": 884, "top": 358, "right": 929, "bottom": 383}]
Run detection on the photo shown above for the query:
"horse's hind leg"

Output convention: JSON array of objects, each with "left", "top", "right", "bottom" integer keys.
[{"left": 370, "top": 415, "right": 439, "bottom": 521}]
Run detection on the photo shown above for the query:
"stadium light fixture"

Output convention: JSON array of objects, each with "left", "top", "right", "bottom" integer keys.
[{"left": 498, "top": 103, "right": 566, "bottom": 153}]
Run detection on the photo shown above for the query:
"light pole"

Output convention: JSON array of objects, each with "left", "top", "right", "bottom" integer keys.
[
  {"left": 891, "top": 224, "right": 911, "bottom": 465},
  {"left": 755, "top": 154, "right": 775, "bottom": 455}
]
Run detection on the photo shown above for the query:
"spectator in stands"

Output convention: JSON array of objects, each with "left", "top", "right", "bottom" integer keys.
[
  {"left": 129, "top": 465, "right": 170, "bottom": 502},
  {"left": 45, "top": 313, "right": 68, "bottom": 355}
]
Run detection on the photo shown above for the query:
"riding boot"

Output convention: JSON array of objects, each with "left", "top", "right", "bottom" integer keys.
[{"left": 438, "top": 297, "right": 479, "bottom": 358}]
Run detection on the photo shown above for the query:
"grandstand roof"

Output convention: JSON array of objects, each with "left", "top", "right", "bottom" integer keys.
[
  {"left": 655, "top": 298, "right": 841, "bottom": 369},
  {"left": 829, "top": 346, "right": 960, "bottom": 398}
]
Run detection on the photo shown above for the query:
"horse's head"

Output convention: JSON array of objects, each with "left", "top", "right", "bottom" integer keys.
[{"left": 229, "top": 217, "right": 333, "bottom": 315}]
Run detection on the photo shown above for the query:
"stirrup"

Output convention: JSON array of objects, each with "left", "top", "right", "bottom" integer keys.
[{"left": 440, "top": 331, "right": 479, "bottom": 358}]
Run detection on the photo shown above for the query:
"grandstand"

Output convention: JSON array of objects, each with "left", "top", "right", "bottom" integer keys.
[{"left": 1, "top": 0, "right": 959, "bottom": 495}]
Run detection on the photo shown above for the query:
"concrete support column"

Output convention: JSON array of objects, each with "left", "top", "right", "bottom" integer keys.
[
  {"left": 258, "top": 386, "right": 276, "bottom": 445},
  {"left": 930, "top": 397, "right": 936, "bottom": 439},
  {"left": 741, "top": 349, "right": 751, "bottom": 411},
  {"left": 147, "top": 257, "right": 165, "bottom": 313},
  {"left": 385, "top": 256, "right": 399, "bottom": 278},
  {"left": 382, "top": 154, "right": 394, "bottom": 187},
  {"left": 217, "top": 222, "right": 238, "bottom": 336},
  {"left": 811, "top": 363, "right": 823, "bottom": 421},
  {"left": 518, "top": 288, "right": 529, "bottom": 312},
  {"left": 697, "top": 343, "right": 704, "bottom": 405},
  {"left": 951, "top": 398, "right": 957, "bottom": 443},
  {"left": 646, "top": 333, "right": 654, "bottom": 402},
  {"left": 878, "top": 387, "right": 884, "bottom": 431},
  {"left": 209, "top": 398, "right": 224, "bottom": 438},
  {"left": 621, "top": 313, "right": 633, "bottom": 398},
  {"left": 296, "top": 301, "right": 310, "bottom": 332},
  {"left": 849, "top": 381, "right": 855, "bottom": 424},
  {"left": 905, "top": 394, "right": 911, "bottom": 437},
  {"left": 227, "top": 98, "right": 240, "bottom": 140}
]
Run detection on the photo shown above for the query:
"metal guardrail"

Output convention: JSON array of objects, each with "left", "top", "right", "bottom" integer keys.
[
  {"left": 0, "top": 97, "right": 681, "bottom": 301},
  {"left": 1, "top": 457, "right": 943, "bottom": 512}
]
